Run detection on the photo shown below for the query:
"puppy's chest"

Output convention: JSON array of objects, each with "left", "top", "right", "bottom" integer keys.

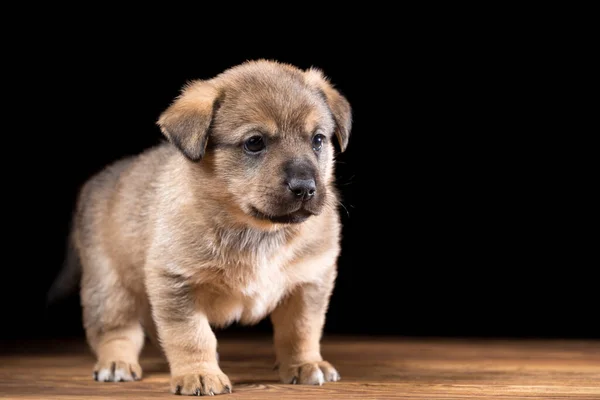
[
  {"left": 201, "top": 259, "right": 290, "bottom": 326},
  {"left": 194, "top": 227, "right": 327, "bottom": 326},
  {"left": 203, "top": 227, "right": 298, "bottom": 286}
]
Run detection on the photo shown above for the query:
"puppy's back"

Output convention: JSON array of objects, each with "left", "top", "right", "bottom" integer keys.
[{"left": 73, "top": 143, "right": 176, "bottom": 282}]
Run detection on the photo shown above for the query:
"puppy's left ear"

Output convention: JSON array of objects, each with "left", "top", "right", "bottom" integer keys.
[
  {"left": 157, "top": 80, "right": 219, "bottom": 161},
  {"left": 305, "top": 68, "right": 353, "bottom": 152}
]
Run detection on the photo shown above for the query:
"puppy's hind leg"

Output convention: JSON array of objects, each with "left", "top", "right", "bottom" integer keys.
[{"left": 81, "top": 255, "right": 144, "bottom": 383}]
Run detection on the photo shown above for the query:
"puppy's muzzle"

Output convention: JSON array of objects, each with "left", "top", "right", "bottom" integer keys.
[
  {"left": 250, "top": 159, "right": 324, "bottom": 224},
  {"left": 285, "top": 160, "right": 317, "bottom": 203}
]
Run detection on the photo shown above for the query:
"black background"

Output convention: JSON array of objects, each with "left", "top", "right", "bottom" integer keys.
[{"left": 2, "top": 21, "right": 595, "bottom": 341}]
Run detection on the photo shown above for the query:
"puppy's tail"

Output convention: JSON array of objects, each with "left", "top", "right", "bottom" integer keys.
[{"left": 46, "top": 230, "right": 81, "bottom": 307}]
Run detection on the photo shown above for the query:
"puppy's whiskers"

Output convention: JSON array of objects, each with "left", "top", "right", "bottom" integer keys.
[{"left": 338, "top": 201, "right": 351, "bottom": 218}]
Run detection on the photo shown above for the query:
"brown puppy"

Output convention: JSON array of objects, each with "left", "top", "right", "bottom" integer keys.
[{"left": 71, "top": 60, "right": 351, "bottom": 396}]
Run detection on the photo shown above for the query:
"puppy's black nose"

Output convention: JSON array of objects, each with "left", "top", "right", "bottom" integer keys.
[{"left": 287, "top": 178, "right": 316, "bottom": 201}]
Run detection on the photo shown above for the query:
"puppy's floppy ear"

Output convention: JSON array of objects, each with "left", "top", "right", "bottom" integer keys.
[
  {"left": 157, "top": 80, "right": 219, "bottom": 161},
  {"left": 305, "top": 68, "right": 352, "bottom": 152}
]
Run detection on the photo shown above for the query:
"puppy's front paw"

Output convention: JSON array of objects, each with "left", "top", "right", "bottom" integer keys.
[
  {"left": 278, "top": 361, "right": 340, "bottom": 385},
  {"left": 170, "top": 369, "right": 232, "bottom": 396},
  {"left": 93, "top": 360, "right": 142, "bottom": 382}
]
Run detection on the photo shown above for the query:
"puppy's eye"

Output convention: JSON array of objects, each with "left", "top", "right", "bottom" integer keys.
[
  {"left": 312, "top": 134, "right": 326, "bottom": 151},
  {"left": 244, "top": 136, "right": 265, "bottom": 153}
]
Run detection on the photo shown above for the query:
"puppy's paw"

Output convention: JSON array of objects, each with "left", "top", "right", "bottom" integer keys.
[
  {"left": 278, "top": 360, "right": 340, "bottom": 385},
  {"left": 93, "top": 360, "right": 142, "bottom": 382},
  {"left": 170, "top": 369, "right": 232, "bottom": 396}
]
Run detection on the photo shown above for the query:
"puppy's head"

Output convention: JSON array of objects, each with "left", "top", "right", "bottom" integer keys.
[{"left": 157, "top": 60, "right": 352, "bottom": 226}]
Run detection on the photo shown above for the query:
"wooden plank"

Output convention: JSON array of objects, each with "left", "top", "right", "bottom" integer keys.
[{"left": 1, "top": 336, "right": 599, "bottom": 399}]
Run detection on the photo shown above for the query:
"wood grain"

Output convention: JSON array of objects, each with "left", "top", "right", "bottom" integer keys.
[{"left": 1, "top": 335, "right": 599, "bottom": 399}]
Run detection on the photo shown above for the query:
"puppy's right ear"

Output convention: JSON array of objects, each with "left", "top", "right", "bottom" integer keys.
[{"left": 157, "top": 80, "right": 219, "bottom": 161}]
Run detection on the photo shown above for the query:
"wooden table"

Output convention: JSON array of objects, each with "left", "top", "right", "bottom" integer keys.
[{"left": 1, "top": 335, "right": 599, "bottom": 399}]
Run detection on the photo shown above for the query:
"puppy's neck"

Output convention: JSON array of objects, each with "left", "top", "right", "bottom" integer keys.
[{"left": 204, "top": 207, "right": 304, "bottom": 266}]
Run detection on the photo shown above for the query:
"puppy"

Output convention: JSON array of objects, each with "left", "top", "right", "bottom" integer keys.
[{"left": 70, "top": 59, "right": 351, "bottom": 396}]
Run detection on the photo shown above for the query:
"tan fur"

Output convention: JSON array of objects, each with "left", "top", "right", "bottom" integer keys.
[{"left": 72, "top": 59, "right": 352, "bottom": 395}]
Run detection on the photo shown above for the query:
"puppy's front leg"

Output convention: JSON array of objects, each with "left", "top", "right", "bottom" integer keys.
[
  {"left": 270, "top": 268, "right": 341, "bottom": 385},
  {"left": 147, "top": 270, "right": 232, "bottom": 396}
]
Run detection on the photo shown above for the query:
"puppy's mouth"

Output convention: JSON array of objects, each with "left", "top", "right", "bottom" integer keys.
[{"left": 249, "top": 206, "right": 316, "bottom": 224}]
